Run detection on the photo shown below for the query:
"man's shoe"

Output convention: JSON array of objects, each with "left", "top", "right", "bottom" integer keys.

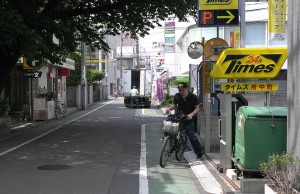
[{"left": 197, "top": 152, "right": 204, "bottom": 159}]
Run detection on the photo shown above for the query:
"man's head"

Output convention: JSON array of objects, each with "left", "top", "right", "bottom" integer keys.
[
  {"left": 177, "top": 82, "right": 188, "bottom": 96},
  {"left": 133, "top": 86, "right": 136, "bottom": 89}
]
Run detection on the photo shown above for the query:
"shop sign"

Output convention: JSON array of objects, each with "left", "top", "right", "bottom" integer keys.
[
  {"left": 24, "top": 71, "right": 42, "bottom": 78},
  {"left": 58, "top": 69, "right": 70, "bottom": 77},
  {"left": 210, "top": 48, "right": 287, "bottom": 79},
  {"left": 199, "top": 0, "right": 238, "bottom": 10},
  {"left": 164, "top": 43, "right": 175, "bottom": 53},
  {"left": 197, "top": 0, "right": 239, "bottom": 26},
  {"left": 221, "top": 82, "right": 278, "bottom": 92},
  {"left": 23, "top": 57, "right": 44, "bottom": 70},
  {"left": 156, "top": 58, "right": 165, "bottom": 68},
  {"left": 47, "top": 73, "right": 55, "bottom": 78}
]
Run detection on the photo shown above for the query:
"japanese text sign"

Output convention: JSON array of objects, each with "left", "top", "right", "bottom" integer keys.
[{"left": 221, "top": 83, "right": 278, "bottom": 92}]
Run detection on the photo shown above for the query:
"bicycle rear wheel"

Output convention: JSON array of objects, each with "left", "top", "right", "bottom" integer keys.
[
  {"left": 54, "top": 107, "right": 60, "bottom": 119},
  {"left": 159, "top": 136, "right": 172, "bottom": 168},
  {"left": 61, "top": 104, "right": 67, "bottom": 117},
  {"left": 175, "top": 133, "right": 188, "bottom": 161}
]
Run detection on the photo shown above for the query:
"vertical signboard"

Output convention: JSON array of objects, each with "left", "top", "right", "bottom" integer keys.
[
  {"left": 233, "top": 29, "right": 240, "bottom": 48},
  {"left": 268, "top": 0, "right": 287, "bottom": 40},
  {"left": 164, "top": 22, "right": 175, "bottom": 53}
]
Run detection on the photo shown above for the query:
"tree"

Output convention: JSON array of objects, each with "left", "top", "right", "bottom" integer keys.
[
  {"left": 66, "top": 52, "right": 82, "bottom": 86},
  {"left": 91, "top": 69, "right": 105, "bottom": 83},
  {"left": 0, "top": 0, "right": 196, "bottom": 93}
]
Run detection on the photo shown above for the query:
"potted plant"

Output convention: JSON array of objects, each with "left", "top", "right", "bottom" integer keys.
[
  {"left": 0, "top": 97, "right": 11, "bottom": 136},
  {"left": 45, "top": 91, "right": 55, "bottom": 101},
  {"left": 20, "top": 104, "right": 31, "bottom": 121},
  {"left": 0, "top": 96, "right": 10, "bottom": 116},
  {"left": 260, "top": 153, "right": 300, "bottom": 194}
]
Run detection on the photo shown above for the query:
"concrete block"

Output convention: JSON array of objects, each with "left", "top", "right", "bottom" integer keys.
[
  {"left": 226, "top": 169, "right": 238, "bottom": 180},
  {"left": 226, "top": 192, "right": 263, "bottom": 194},
  {"left": 240, "top": 178, "right": 269, "bottom": 193}
]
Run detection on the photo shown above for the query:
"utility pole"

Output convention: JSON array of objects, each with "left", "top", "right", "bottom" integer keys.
[
  {"left": 120, "top": 34, "right": 124, "bottom": 79},
  {"left": 81, "top": 42, "right": 87, "bottom": 110},
  {"left": 136, "top": 38, "right": 139, "bottom": 69}
]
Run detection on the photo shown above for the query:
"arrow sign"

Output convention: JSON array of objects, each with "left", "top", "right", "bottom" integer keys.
[
  {"left": 217, "top": 10, "right": 235, "bottom": 24},
  {"left": 198, "top": 10, "right": 239, "bottom": 27},
  {"left": 24, "top": 71, "right": 42, "bottom": 78}
]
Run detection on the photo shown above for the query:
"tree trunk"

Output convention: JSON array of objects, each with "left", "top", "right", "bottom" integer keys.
[{"left": 0, "top": 53, "right": 21, "bottom": 94}]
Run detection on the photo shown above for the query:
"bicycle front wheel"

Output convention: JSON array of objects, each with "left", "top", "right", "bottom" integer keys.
[
  {"left": 175, "top": 133, "right": 188, "bottom": 161},
  {"left": 159, "top": 136, "right": 172, "bottom": 168}
]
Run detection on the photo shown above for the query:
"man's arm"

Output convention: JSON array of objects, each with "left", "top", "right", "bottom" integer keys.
[
  {"left": 166, "top": 104, "right": 177, "bottom": 114},
  {"left": 187, "top": 104, "right": 199, "bottom": 120}
]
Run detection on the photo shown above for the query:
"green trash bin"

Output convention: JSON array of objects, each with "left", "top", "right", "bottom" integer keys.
[{"left": 232, "top": 106, "right": 287, "bottom": 171}]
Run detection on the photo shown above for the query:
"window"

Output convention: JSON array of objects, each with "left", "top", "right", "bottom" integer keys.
[{"left": 245, "top": 22, "right": 266, "bottom": 46}]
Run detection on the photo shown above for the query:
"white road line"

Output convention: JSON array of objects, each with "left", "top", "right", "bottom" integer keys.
[
  {"left": 65, "top": 101, "right": 113, "bottom": 124},
  {"left": 0, "top": 101, "right": 113, "bottom": 157},
  {"left": 184, "top": 151, "right": 223, "bottom": 194},
  {"left": 139, "top": 124, "right": 149, "bottom": 194},
  {"left": 0, "top": 126, "right": 61, "bottom": 157}
]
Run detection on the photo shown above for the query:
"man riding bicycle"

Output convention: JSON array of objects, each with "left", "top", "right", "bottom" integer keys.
[{"left": 166, "top": 82, "right": 204, "bottom": 159}]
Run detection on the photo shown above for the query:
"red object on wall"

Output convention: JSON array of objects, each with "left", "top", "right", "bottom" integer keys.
[
  {"left": 47, "top": 73, "right": 55, "bottom": 78},
  {"left": 57, "top": 82, "right": 61, "bottom": 94},
  {"left": 58, "top": 69, "right": 70, "bottom": 77}
]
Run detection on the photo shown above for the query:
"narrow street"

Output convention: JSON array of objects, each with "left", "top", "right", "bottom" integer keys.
[{"left": 0, "top": 99, "right": 233, "bottom": 194}]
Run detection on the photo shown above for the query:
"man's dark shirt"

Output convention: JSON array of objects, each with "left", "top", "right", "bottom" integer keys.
[{"left": 173, "top": 92, "right": 199, "bottom": 116}]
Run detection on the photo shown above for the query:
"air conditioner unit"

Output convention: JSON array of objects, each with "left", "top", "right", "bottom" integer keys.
[{"left": 152, "top": 42, "right": 161, "bottom": 48}]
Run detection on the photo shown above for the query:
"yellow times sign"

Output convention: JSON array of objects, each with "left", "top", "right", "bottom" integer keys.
[
  {"left": 210, "top": 48, "right": 287, "bottom": 79},
  {"left": 199, "top": 0, "right": 238, "bottom": 10},
  {"left": 221, "top": 83, "right": 278, "bottom": 92}
]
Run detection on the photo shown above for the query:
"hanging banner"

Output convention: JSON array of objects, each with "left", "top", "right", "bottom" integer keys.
[
  {"left": 268, "top": 0, "right": 287, "bottom": 40},
  {"left": 156, "top": 78, "right": 164, "bottom": 101}
]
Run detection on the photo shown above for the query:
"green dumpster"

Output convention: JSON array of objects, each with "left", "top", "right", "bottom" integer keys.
[{"left": 232, "top": 106, "right": 287, "bottom": 171}]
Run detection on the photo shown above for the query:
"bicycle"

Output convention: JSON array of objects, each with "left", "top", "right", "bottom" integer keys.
[
  {"left": 159, "top": 115, "right": 188, "bottom": 168},
  {"left": 54, "top": 99, "right": 67, "bottom": 119}
]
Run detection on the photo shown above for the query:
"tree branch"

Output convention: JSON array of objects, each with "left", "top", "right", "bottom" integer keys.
[{"left": 52, "top": 0, "right": 136, "bottom": 19}]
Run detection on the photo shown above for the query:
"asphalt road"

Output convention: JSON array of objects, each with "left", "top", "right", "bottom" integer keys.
[{"left": 0, "top": 99, "right": 209, "bottom": 194}]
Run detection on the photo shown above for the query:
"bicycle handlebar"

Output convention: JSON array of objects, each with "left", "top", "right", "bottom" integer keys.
[{"left": 165, "top": 113, "right": 188, "bottom": 122}]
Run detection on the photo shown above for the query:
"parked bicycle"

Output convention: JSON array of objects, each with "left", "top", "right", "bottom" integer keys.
[
  {"left": 54, "top": 99, "right": 67, "bottom": 119},
  {"left": 159, "top": 114, "right": 188, "bottom": 168}
]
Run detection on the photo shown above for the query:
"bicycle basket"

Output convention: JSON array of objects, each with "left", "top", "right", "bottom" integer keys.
[{"left": 162, "top": 120, "right": 179, "bottom": 134}]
